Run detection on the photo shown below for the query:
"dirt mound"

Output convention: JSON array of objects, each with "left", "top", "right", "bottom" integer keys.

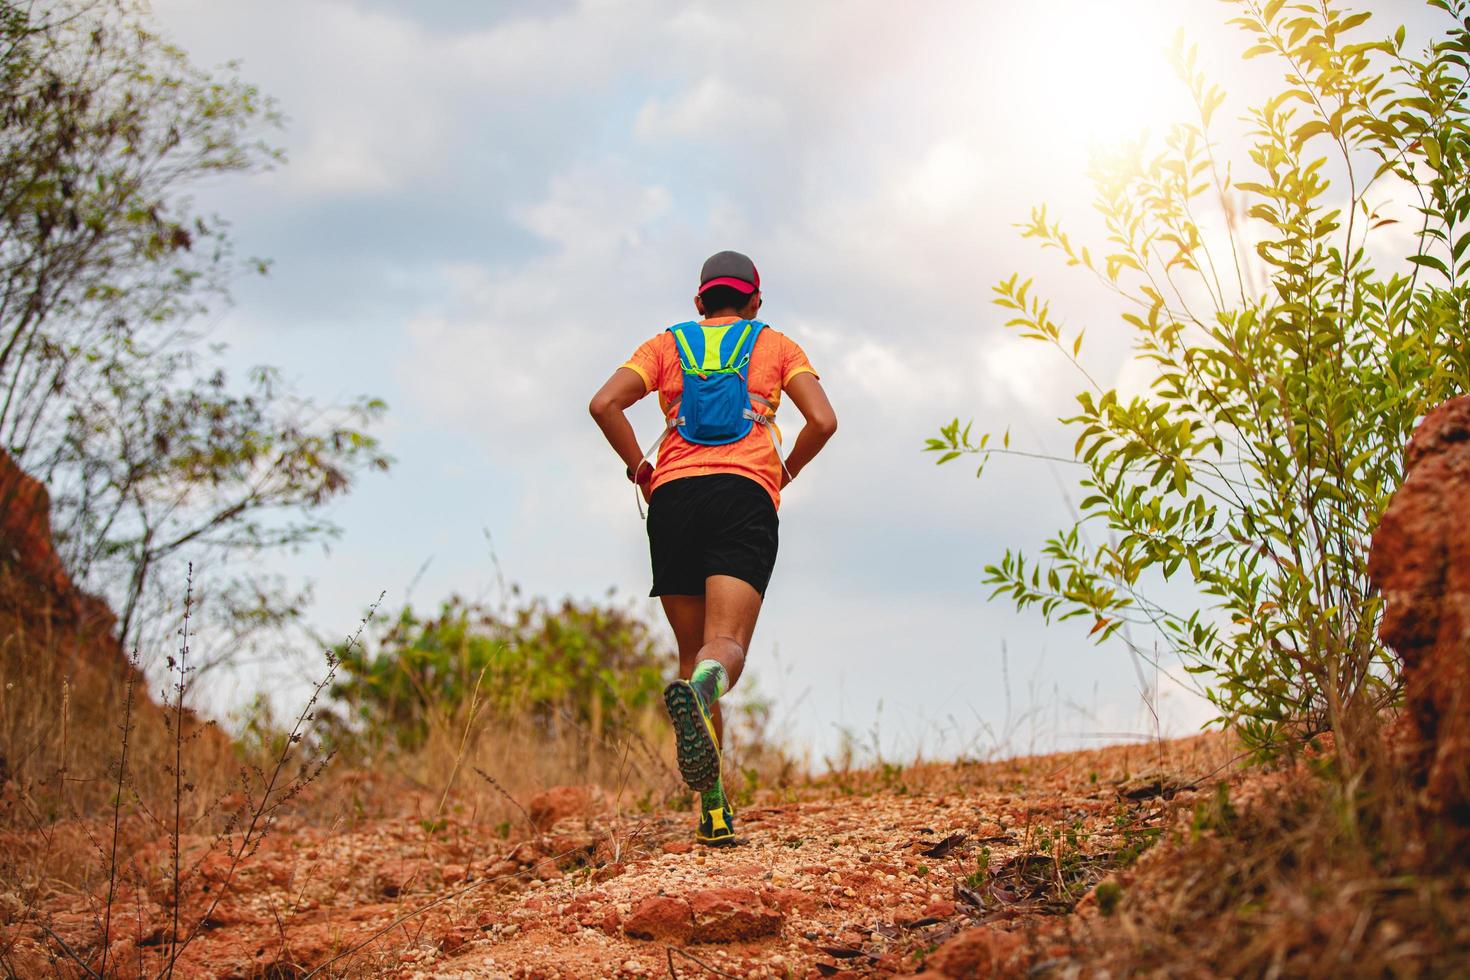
[
  {"left": 0, "top": 447, "right": 230, "bottom": 818},
  {"left": 0, "top": 446, "right": 123, "bottom": 661},
  {"left": 1369, "top": 394, "right": 1470, "bottom": 819},
  {"left": 0, "top": 446, "right": 75, "bottom": 599}
]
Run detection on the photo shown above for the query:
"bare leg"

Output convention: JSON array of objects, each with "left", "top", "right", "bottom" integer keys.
[
  {"left": 697, "top": 574, "right": 762, "bottom": 689},
  {"left": 660, "top": 594, "right": 721, "bottom": 742},
  {"left": 662, "top": 578, "right": 761, "bottom": 743}
]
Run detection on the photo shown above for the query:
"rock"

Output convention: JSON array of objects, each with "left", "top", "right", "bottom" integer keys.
[
  {"left": 199, "top": 899, "right": 260, "bottom": 929},
  {"left": 374, "top": 859, "right": 425, "bottom": 898},
  {"left": 1369, "top": 395, "right": 1470, "bottom": 819},
  {"left": 592, "top": 861, "right": 626, "bottom": 883},
  {"left": 197, "top": 850, "right": 235, "bottom": 887},
  {"left": 623, "top": 895, "right": 693, "bottom": 943},
  {"left": 0, "top": 447, "right": 76, "bottom": 598},
  {"left": 688, "top": 888, "right": 783, "bottom": 943},
  {"left": 0, "top": 447, "right": 124, "bottom": 645},
  {"left": 509, "top": 841, "right": 543, "bottom": 864},
  {"left": 1114, "top": 771, "right": 1190, "bottom": 800},
  {"left": 486, "top": 858, "right": 521, "bottom": 878},
  {"left": 346, "top": 901, "right": 401, "bottom": 922},
  {"left": 438, "top": 925, "right": 478, "bottom": 955},
  {"left": 527, "top": 785, "right": 605, "bottom": 831},
  {"left": 760, "top": 887, "right": 820, "bottom": 916},
  {"left": 661, "top": 840, "right": 695, "bottom": 855},
  {"left": 925, "top": 925, "right": 1025, "bottom": 978}
]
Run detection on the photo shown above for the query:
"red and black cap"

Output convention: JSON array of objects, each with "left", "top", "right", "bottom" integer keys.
[{"left": 698, "top": 250, "right": 760, "bottom": 295}]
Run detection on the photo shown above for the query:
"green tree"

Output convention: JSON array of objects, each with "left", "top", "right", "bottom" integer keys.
[
  {"left": 1, "top": 1, "right": 389, "bottom": 656},
  {"left": 930, "top": 0, "right": 1470, "bottom": 756}
]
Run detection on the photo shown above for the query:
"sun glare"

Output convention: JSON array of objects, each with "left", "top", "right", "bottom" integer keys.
[{"left": 1011, "top": 3, "right": 1187, "bottom": 146}]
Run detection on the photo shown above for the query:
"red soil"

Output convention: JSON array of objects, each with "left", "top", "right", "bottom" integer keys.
[{"left": 2, "top": 736, "right": 1232, "bottom": 978}]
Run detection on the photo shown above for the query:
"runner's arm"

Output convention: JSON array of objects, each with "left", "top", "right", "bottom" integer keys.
[
  {"left": 589, "top": 367, "right": 650, "bottom": 474},
  {"left": 781, "top": 372, "right": 837, "bottom": 486}
]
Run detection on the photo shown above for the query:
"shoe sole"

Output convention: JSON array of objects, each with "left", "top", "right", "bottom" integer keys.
[
  {"left": 664, "top": 680, "right": 721, "bottom": 793},
  {"left": 696, "top": 834, "right": 738, "bottom": 848}
]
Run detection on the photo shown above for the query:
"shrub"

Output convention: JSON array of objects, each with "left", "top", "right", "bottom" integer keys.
[
  {"left": 930, "top": 0, "right": 1470, "bottom": 755},
  {"left": 325, "top": 594, "right": 668, "bottom": 754}
]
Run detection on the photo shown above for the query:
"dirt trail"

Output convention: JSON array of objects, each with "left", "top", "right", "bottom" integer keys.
[{"left": 8, "top": 735, "right": 1232, "bottom": 978}]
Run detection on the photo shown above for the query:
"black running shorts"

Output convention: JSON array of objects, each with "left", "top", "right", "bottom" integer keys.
[{"left": 646, "top": 474, "right": 779, "bottom": 597}]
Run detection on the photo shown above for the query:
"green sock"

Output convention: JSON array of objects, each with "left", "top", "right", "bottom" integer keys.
[
  {"left": 700, "top": 777, "right": 728, "bottom": 814},
  {"left": 690, "top": 659, "right": 729, "bottom": 706}
]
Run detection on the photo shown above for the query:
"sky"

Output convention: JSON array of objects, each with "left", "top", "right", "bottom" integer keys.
[{"left": 144, "top": 0, "right": 1446, "bottom": 761}]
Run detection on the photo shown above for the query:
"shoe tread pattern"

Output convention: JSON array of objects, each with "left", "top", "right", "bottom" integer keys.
[{"left": 664, "top": 681, "right": 721, "bottom": 793}]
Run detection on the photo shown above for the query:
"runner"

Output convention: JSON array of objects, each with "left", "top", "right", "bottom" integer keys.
[{"left": 589, "top": 250, "right": 838, "bottom": 846}]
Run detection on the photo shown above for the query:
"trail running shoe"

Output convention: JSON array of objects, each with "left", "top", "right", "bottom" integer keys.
[
  {"left": 663, "top": 679, "right": 722, "bottom": 793},
  {"left": 696, "top": 797, "right": 736, "bottom": 847}
]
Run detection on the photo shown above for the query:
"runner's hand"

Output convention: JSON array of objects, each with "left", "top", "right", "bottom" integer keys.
[{"left": 632, "top": 461, "right": 654, "bottom": 503}]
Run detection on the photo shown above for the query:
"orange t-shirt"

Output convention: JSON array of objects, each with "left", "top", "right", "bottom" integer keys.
[{"left": 622, "top": 317, "right": 817, "bottom": 508}]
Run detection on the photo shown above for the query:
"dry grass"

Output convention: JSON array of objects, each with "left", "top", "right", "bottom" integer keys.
[
  {"left": 1070, "top": 719, "right": 1470, "bottom": 977},
  {"left": 309, "top": 675, "right": 807, "bottom": 836},
  {"left": 0, "top": 565, "right": 236, "bottom": 835},
  {"left": 0, "top": 564, "right": 370, "bottom": 976}
]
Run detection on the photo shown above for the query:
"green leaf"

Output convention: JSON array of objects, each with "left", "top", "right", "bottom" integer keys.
[{"left": 1408, "top": 253, "right": 1451, "bottom": 278}]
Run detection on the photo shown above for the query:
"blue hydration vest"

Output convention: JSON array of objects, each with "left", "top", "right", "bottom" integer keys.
[
  {"left": 666, "top": 319, "right": 766, "bottom": 444},
  {"left": 632, "top": 319, "right": 790, "bottom": 517}
]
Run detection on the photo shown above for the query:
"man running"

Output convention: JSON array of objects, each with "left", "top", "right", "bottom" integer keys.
[{"left": 589, "top": 250, "right": 837, "bottom": 845}]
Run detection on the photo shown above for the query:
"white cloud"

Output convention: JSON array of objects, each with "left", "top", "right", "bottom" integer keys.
[
  {"left": 635, "top": 76, "right": 785, "bottom": 142},
  {"left": 396, "top": 166, "right": 680, "bottom": 452},
  {"left": 898, "top": 140, "right": 989, "bottom": 215},
  {"left": 515, "top": 175, "right": 673, "bottom": 255},
  {"left": 290, "top": 128, "right": 397, "bottom": 193}
]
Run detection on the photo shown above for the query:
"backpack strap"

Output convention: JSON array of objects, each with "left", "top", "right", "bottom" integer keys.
[
  {"left": 633, "top": 398, "right": 683, "bottom": 520},
  {"left": 744, "top": 392, "right": 793, "bottom": 485}
]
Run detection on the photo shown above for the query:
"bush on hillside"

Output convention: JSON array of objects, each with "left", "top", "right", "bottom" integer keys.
[
  {"left": 324, "top": 595, "right": 668, "bottom": 755},
  {"left": 930, "top": 0, "right": 1470, "bottom": 756}
]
